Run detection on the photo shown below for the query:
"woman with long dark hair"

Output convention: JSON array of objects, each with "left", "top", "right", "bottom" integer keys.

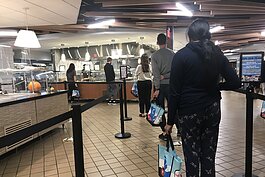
[
  {"left": 135, "top": 54, "right": 152, "bottom": 117},
  {"left": 66, "top": 63, "right": 76, "bottom": 101},
  {"left": 165, "top": 19, "right": 241, "bottom": 177}
]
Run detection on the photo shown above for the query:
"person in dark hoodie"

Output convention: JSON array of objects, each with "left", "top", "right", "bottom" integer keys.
[
  {"left": 165, "top": 19, "right": 241, "bottom": 177},
  {"left": 104, "top": 57, "right": 117, "bottom": 104}
]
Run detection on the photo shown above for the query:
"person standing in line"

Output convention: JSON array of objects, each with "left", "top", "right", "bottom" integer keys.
[
  {"left": 151, "top": 33, "right": 180, "bottom": 141},
  {"left": 66, "top": 63, "right": 77, "bottom": 101},
  {"left": 135, "top": 54, "right": 152, "bottom": 117},
  {"left": 165, "top": 19, "right": 241, "bottom": 177},
  {"left": 104, "top": 57, "right": 117, "bottom": 105}
]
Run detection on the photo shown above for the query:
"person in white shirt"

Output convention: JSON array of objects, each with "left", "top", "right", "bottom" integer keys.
[{"left": 135, "top": 54, "right": 152, "bottom": 117}]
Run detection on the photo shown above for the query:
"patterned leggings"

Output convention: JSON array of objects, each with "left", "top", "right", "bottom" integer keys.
[{"left": 179, "top": 102, "right": 221, "bottom": 177}]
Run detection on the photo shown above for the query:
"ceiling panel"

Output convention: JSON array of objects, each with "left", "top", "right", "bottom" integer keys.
[
  {"left": 25, "top": 0, "right": 81, "bottom": 22},
  {"left": 0, "top": 0, "right": 81, "bottom": 27}
]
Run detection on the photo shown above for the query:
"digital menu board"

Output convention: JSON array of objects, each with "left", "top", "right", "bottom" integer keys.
[{"left": 240, "top": 52, "right": 264, "bottom": 82}]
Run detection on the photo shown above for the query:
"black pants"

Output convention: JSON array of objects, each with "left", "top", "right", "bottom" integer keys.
[
  {"left": 179, "top": 101, "right": 221, "bottom": 177},
  {"left": 137, "top": 80, "right": 152, "bottom": 114},
  {"left": 156, "top": 84, "right": 169, "bottom": 131}
]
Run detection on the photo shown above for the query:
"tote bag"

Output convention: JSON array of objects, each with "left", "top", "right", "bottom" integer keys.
[
  {"left": 131, "top": 82, "right": 138, "bottom": 97},
  {"left": 158, "top": 135, "right": 182, "bottom": 177},
  {"left": 147, "top": 102, "right": 164, "bottom": 126},
  {"left": 72, "top": 90, "right": 80, "bottom": 98}
]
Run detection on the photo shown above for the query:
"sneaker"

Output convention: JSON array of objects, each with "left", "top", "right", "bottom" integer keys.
[
  {"left": 111, "top": 100, "right": 117, "bottom": 105},
  {"left": 158, "top": 133, "right": 168, "bottom": 141},
  {"left": 173, "top": 140, "right": 182, "bottom": 146},
  {"left": 139, "top": 113, "right": 145, "bottom": 117}
]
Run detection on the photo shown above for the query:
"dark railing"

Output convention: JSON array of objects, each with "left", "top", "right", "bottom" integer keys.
[
  {"left": 233, "top": 87, "right": 265, "bottom": 177},
  {"left": 0, "top": 94, "right": 107, "bottom": 177}
]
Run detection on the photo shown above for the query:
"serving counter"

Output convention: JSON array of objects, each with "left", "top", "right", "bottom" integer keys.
[
  {"left": 0, "top": 91, "right": 68, "bottom": 155},
  {"left": 51, "top": 81, "right": 138, "bottom": 100}
]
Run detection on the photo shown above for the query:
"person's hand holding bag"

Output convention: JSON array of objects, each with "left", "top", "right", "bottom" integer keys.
[{"left": 165, "top": 124, "right": 173, "bottom": 135}]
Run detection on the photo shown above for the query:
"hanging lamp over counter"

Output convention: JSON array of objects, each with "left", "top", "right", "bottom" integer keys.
[
  {"left": 60, "top": 44, "right": 66, "bottom": 62},
  {"left": 14, "top": 8, "right": 41, "bottom": 48}
]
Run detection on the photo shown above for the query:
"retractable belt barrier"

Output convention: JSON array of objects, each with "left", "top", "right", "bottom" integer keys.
[
  {"left": 233, "top": 87, "right": 265, "bottom": 177},
  {"left": 0, "top": 94, "right": 109, "bottom": 177}
]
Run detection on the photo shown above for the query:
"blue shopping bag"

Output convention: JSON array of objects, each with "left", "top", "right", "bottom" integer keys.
[
  {"left": 158, "top": 135, "right": 182, "bottom": 177},
  {"left": 131, "top": 82, "right": 138, "bottom": 97},
  {"left": 147, "top": 102, "right": 164, "bottom": 125},
  {"left": 72, "top": 90, "right": 80, "bottom": 97}
]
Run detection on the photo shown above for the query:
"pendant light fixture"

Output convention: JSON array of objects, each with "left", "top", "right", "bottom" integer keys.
[
  {"left": 139, "top": 37, "right": 145, "bottom": 56},
  {"left": 14, "top": 8, "right": 41, "bottom": 48},
  {"left": 61, "top": 44, "right": 66, "bottom": 62},
  {"left": 85, "top": 42, "right": 90, "bottom": 61}
]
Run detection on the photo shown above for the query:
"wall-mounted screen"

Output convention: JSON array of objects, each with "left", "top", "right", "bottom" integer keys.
[{"left": 240, "top": 52, "right": 264, "bottom": 83}]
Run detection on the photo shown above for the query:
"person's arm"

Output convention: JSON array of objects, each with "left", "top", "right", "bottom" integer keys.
[
  {"left": 218, "top": 55, "right": 241, "bottom": 90},
  {"left": 151, "top": 55, "right": 161, "bottom": 97},
  {"left": 111, "top": 65, "right": 115, "bottom": 80},
  {"left": 161, "top": 72, "right": 170, "bottom": 80},
  {"left": 165, "top": 53, "right": 184, "bottom": 134},
  {"left": 73, "top": 70, "right": 77, "bottom": 82},
  {"left": 151, "top": 55, "right": 160, "bottom": 90},
  {"left": 135, "top": 65, "right": 140, "bottom": 80},
  {"left": 167, "top": 54, "right": 184, "bottom": 126}
]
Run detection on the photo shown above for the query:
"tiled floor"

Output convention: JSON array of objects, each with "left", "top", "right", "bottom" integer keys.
[{"left": 1, "top": 91, "right": 265, "bottom": 177}]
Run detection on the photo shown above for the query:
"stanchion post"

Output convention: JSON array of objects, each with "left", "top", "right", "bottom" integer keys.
[
  {"left": 123, "top": 79, "right": 132, "bottom": 121},
  {"left": 232, "top": 84, "right": 258, "bottom": 177},
  {"left": 72, "top": 104, "right": 85, "bottom": 177},
  {"left": 115, "top": 83, "right": 131, "bottom": 139},
  {"left": 64, "top": 81, "right": 67, "bottom": 90}
]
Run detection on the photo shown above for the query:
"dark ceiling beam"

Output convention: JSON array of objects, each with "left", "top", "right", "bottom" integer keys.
[
  {"left": 198, "top": 0, "right": 265, "bottom": 8},
  {"left": 83, "top": 11, "right": 212, "bottom": 19},
  {"left": 96, "top": 0, "right": 198, "bottom": 7},
  {"left": 200, "top": 4, "right": 265, "bottom": 11},
  {"left": 211, "top": 10, "right": 265, "bottom": 15},
  {"left": 212, "top": 33, "right": 261, "bottom": 40},
  {"left": 111, "top": 22, "right": 161, "bottom": 30}
]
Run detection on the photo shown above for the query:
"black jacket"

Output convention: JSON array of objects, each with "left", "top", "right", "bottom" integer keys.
[
  {"left": 104, "top": 63, "right": 115, "bottom": 82},
  {"left": 168, "top": 42, "right": 241, "bottom": 125}
]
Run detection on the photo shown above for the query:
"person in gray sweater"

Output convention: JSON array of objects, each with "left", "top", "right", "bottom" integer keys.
[{"left": 151, "top": 33, "right": 176, "bottom": 141}]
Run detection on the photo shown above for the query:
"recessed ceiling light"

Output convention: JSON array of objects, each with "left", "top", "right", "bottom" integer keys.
[
  {"left": 261, "top": 31, "right": 265, "bottom": 36},
  {"left": 210, "top": 26, "right": 225, "bottom": 33},
  {"left": 176, "top": 3, "right": 193, "bottom": 17},
  {"left": 87, "top": 19, "right": 116, "bottom": 29},
  {"left": 0, "top": 44, "right": 11, "bottom": 48},
  {"left": 0, "top": 30, "right": 18, "bottom": 37}
]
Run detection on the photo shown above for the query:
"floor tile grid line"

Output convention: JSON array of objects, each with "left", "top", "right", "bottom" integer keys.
[
  {"left": 81, "top": 106, "right": 160, "bottom": 176},
  {"left": 51, "top": 130, "right": 71, "bottom": 177},
  {"left": 86, "top": 103, "right": 184, "bottom": 174},
  {"left": 61, "top": 131, "right": 76, "bottom": 177},
  {"left": 1, "top": 153, "right": 19, "bottom": 177},
  {"left": 13, "top": 147, "right": 33, "bottom": 176},
  {"left": 82, "top": 108, "right": 128, "bottom": 176},
  {"left": 82, "top": 109, "right": 148, "bottom": 176},
  {"left": 29, "top": 141, "right": 44, "bottom": 177}
]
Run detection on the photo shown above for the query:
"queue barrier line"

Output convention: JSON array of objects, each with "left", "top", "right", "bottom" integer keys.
[
  {"left": 233, "top": 87, "right": 264, "bottom": 177},
  {"left": 0, "top": 111, "right": 72, "bottom": 148},
  {"left": 0, "top": 94, "right": 109, "bottom": 177}
]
